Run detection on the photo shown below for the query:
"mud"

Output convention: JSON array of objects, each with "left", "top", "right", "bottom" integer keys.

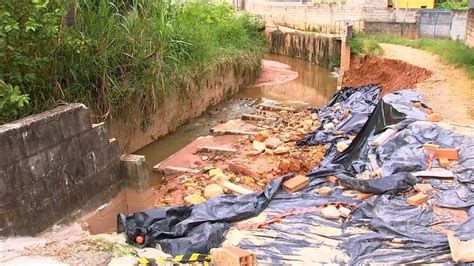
[{"left": 342, "top": 55, "right": 432, "bottom": 95}]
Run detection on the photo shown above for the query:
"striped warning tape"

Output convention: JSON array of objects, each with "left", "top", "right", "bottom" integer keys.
[{"left": 137, "top": 253, "right": 210, "bottom": 265}]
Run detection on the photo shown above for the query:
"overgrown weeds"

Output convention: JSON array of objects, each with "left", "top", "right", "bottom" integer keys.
[{"left": 0, "top": 0, "right": 265, "bottom": 124}]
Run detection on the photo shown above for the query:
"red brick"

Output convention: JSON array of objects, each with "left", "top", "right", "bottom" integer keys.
[
  {"left": 282, "top": 175, "right": 309, "bottom": 193},
  {"left": 326, "top": 175, "right": 338, "bottom": 183},
  {"left": 434, "top": 148, "right": 459, "bottom": 160},
  {"left": 211, "top": 246, "right": 256, "bottom": 266},
  {"left": 356, "top": 193, "right": 374, "bottom": 201},
  {"left": 407, "top": 192, "right": 428, "bottom": 206}
]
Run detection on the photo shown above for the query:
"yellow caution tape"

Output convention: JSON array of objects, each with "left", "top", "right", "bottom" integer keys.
[{"left": 137, "top": 252, "right": 211, "bottom": 265}]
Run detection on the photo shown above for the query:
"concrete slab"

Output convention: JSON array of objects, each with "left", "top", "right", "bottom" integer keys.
[{"left": 153, "top": 135, "right": 241, "bottom": 173}]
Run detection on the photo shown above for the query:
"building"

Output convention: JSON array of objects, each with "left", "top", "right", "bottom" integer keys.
[{"left": 388, "top": 0, "right": 435, "bottom": 9}]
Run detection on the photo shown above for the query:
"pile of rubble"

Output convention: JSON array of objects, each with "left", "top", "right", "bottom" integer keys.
[
  {"left": 152, "top": 102, "right": 327, "bottom": 207},
  {"left": 119, "top": 86, "right": 474, "bottom": 265}
]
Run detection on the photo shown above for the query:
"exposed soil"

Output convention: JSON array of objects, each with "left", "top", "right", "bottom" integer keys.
[
  {"left": 342, "top": 55, "right": 432, "bottom": 95},
  {"left": 380, "top": 43, "right": 474, "bottom": 125}
]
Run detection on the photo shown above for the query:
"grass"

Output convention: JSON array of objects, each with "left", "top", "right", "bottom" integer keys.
[
  {"left": 351, "top": 33, "right": 474, "bottom": 79},
  {"left": 1, "top": 0, "right": 265, "bottom": 124}
]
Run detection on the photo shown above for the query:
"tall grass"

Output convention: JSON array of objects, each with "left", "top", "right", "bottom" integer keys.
[
  {"left": 365, "top": 33, "right": 474, "bottom": 79},
  {"left": 1, "top": 0, "right": 265, "bottom": 123}
]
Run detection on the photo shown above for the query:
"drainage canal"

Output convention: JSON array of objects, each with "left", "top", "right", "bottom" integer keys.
[{"left": 81, "top": 53, "right": 337, "bottom": 233}]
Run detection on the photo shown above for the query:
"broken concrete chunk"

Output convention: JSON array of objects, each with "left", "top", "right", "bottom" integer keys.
[
  {"left": 204, "top": 184, "right": 224, "bottom": 199},
  {"left": 448, "top": 232, "right": 474, "bottom": 263},
  {"left": 427, "top": 113, "right": 444, "bottom": 122},
  {"left": 336, "top": 141, "right": 349, "bottom": 152},
  {"left": 412, "top": 168, "right": 454, "bottom": 179},
  {"left": 252, "top": 140, "right": 266, "bottom": 152},
  {"left": 326, "top": 175, "right": 338, "bottom": 183},
  {"left": 264, "top": 137, "right": 282, "bottom": 148},
  {"left": 184, "top": 194, "right": 207, "bottom": 205},
  {"left": 197, "top": 146, "right": 237, "bottom": 153},
  {"left": 282, "top": 175, "right": 309, "bottom": 193},
  {"left": 254, "top": 130, "right": 271, "bottom": 142},
  {"left": 423, "top": 143, "right": 440, "bottom": 152},
  {"left": 415, "top": 183, "right": 434, "bottom": 194},
  {"left": 439, "top": 157, "right": 450, "bottom": 168},
  {"left": 272, "top": 146, "right": 289, "bottom": 155},
  {"left": 339, "top": 206, "right": 351, "bottom": 218},
  {"left": 209, "top": 168, "right": 224, "bottom": 178},
  {"left": 311, "top": 113, "right": 318, "bottom": 120},
  {"left": 342, "top": 108, "right": 350, "bottom": 117},
  {"left": 407, "top": 192, "right": 428, "bottom": 206},
  {"left": 162, "top": 166, "right": 200, "bottom": 175},
  {"left": 322, "top": 205, "right": 341, "bottom": 220},
  {"left": 323, "top": 122, "right": 334, "bottom": 130},
  {"left": 314, "top": 186, "right": 333, "bottom": 196},
  {"left": 220, "top": 180, "right": 254, "bottom": 195}
]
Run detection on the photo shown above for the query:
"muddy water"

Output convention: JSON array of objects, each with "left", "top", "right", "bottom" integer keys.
[{"left": 135, "top": 54, "right": 338, "bottom": 186}]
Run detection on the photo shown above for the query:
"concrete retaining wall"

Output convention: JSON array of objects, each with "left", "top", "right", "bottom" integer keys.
[
  {"left": 266, "top": 30, "right": 341, "bottom": 68},
  {"left": 109, "top": 58, "right": 261, "bottom": 153},
  {"left": 365, "top": 21, "right": 418, "bottom": 39},
  {"left": 0, "top": 104, "right": 121, "bottom": 236}
]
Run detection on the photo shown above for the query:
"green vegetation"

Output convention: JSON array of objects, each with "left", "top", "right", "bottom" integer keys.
[
  {"left": 436, "top": 0, "right": 469, "bottom": 10},
  {"left": 351, "top": 33, "right": 474, "bottom": 79},
  {"left": 0, "top": 0, "right": 264, "bottom": 124},
  {"left": 350, "top": 35, "right": 384, "bottom": 56}
]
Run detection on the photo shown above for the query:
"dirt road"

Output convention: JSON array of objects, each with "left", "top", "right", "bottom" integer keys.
[{"left": 380, "top": 43, "right": 474, "bottom": 125}]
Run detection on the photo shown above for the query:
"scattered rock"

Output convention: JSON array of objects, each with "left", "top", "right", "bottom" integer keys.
[
  {"left": 209, "top": 168, "right": 224, "bottom": 177},
  {"left": 407, "top": 192, "right": 428, "bottom": 206},
  {"left": 204, "top": 184, "right": 224, "bottom": 199},
  {"left": 315, "top": 186, "right": 333, "bottom": 196},
  {"left": 272, "top": 146, "right": 289, "bottom": 155},
  {"left": 311, "top": 113, "right": 318, "bottom": 120},
  {"left": 254, "top": 130, "right": 271, "bottom": 142},
  {"left": 342, "top": 108, "right": 350, "bottom": 117},
  {"left": 323, "top": 122, "right": 334, "bottom": 130},
  {"left": 184, "top": 194, "right": 206, "bottom": 205},
  {"left": 336, "top": 141, "right": 349, "bottom": 152},
  {"left": 427, "top": 113, "right": 443, "bottom": 122},
  {"left": 415, "top": 183, "right": 434, "bottom": 194},
  {"left": 414, "top": 102, "right": 422, "bottom": 108},
  {"left": 326, "top": 175, "right": 338, "bottom": 183},
  {"left": 253, "top": 140, "right": 266, "bottom": 152},
  {"left": 339, "top": 207, "right": 352, "bottom": 218},
  {"left": 264, "top": 137, "right": 282, "bottom": 149},
  {"left": 321, "top": 205, "right": 341, "bottom": 220},
  {"left": 448, "top": 232, "right": 474, "bottom": 263},
  {"left": 201, "top": 156, "right": 209, "bottom": 161}
]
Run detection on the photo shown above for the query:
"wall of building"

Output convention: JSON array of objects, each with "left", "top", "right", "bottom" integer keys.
[
  {"left": 467, "top": 8, "right": 474, "bottom": 48},
  {"left": 451, "top": 10, "right": 468, "bottom": 40},
  {"left": 0, "top": 104, "right": 122, "bottom": 236},
  {"left": 365, "top": 21, "right": 418, "bottom": 38},
  {"left": 394, "top": 0, "right": 434, "bottom": 9}
]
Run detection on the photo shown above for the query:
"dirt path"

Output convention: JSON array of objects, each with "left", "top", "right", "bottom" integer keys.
[{"left": 380, "top": 43, "right": 474, "bottom": 125}]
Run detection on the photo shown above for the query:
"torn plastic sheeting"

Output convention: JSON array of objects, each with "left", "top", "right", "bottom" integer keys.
[
  {"left": 337, "top": 172, "right": 418, "bottom": 195},
  {"left": 229, "top": 192, "right": 359, "bottom": 264},
  {"left": 297, "top": 85, "right": 381, "bottom": 147},
  {"left": 117, "top": 175, "right": 287, "bottom": 256}
]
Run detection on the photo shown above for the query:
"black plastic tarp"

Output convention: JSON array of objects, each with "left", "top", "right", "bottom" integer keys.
[{"left": 118, "top": 86, "right": 474, "bottom": 264}]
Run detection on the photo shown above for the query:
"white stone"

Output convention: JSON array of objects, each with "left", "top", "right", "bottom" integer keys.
[
  {"left": 321, "top": 205, "right": 341, "bottom": 220},
  {"left": 336, "top": 141, "right": 349, "bottom": 152},
  {"left": 204, "top": 184, "right": 224, "bottom": 199}
]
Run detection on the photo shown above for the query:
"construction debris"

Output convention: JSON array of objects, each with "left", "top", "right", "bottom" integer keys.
[
  {"left": 407, "top": 192, "right": 429, "bottom": 206},
  {"left": 282, "top": 175, "right": 310, "bottom": 193},
  {"left": 210, "top": 246, "right": 256, "bottom": 266},
  {"left": 448, "top": 233, "right": 474, "bottom": 263}
]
